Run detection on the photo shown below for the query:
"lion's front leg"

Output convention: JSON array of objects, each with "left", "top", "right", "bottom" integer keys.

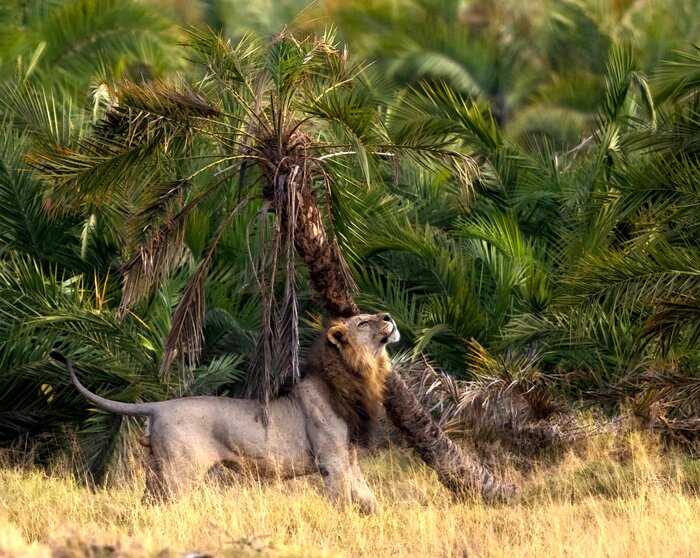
[
  {"left": 312, "top": 426, "right": 380, "bottom": 513},
  {"left": 298, "top": 379, "right": 376, "bottom": 512},
  {"left": 349, "top": 447, "right": 378, "bottom": 514},
  {"left": 306, "top": 419, "right": 355, "bottom": 507},
  {"left": 316, "top": 446, "right": 377, "bottom": 514},
  {"left": 316, "top": 446, "right": 354, "bottom": 507}
]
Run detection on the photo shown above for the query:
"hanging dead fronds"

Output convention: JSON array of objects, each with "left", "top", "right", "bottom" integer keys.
[
  {"left": 619, "top": 367, "right": 700, "bottom": 448},
  {"left": 247, "top": 161, "right": 305, "bottom": 405},
  {"left": 159, "top": 198, "right": 250, "bottom": 388},
  {"left": 119, "top": 211, "right": 189, "bottom": 314}
]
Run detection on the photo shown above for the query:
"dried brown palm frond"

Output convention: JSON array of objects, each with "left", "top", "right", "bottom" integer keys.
[
  {"left": 159, "top": 257, "right": 205, "bottom": 387},
  {"left": 159, "top": 198, "right": 250, "bottom": 387},
  {"left": 119, "top": 210, "right": 189, "bottom": 313},
  {"left": 619, "top": 367, "right": 700, "bottom": 448},
  {"left": 466, "top": 339, "right": 562, "bottom": 420},
  {"left": 643, "top": 299, "right": 700, "bottom": 356},
  {"left": 395, "top": 345, "right": 589, "bottom": 458},
  {"left": 96, "top": 79, "right": 220, "bottom": 144}
]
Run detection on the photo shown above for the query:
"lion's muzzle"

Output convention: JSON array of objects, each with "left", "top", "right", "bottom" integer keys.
[{"left": 378, "top": 315, "right": 400, "bottom": 344}]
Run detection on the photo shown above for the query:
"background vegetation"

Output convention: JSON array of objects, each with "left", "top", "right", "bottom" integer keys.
[{"left": 0, "top": 0, "right": 698, "bottom": 483}]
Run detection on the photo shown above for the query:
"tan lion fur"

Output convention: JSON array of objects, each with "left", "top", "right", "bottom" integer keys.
[{"left": 55, "top": 313, "right": 400, "bottom": 512}]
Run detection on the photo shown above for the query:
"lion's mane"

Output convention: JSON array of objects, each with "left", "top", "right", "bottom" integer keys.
[{"left": 305, "top": 329, "right": 391, "bottom": 446}]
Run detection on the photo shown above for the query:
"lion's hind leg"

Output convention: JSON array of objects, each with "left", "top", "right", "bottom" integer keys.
[
  {"left": 143, "top": 449, "right": 169, "bottom": 504},
  {"left": 142, "top": 428, "right": 213, "bottom": 502}
]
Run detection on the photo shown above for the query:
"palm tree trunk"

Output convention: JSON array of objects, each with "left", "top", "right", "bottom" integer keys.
[
  {"left": 384, "top": 373, "right": 515, "bottom": 500},
  {"left": 283, "top": 167, "right": 516, "bottom": 501},
  {"left": 290, "top": 173, "right": 358, "bottom": 319}
]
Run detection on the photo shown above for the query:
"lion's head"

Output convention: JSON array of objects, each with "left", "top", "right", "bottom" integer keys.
[
  {"left": 306, "top": 313, "right": 401, "bottom": 446},
  {"left": 326, "top": 313, "right": 401, "bottom": 355}
]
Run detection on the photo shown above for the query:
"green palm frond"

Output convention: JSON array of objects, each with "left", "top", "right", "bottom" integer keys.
[
  {"left": 1, "top": 0, "right": 181, "bottom": 91},
  {"left": 503, "top": 304, "right": 644, "bottom": 385},
  {"left": 399, "top": 81, "right": 502, "bottom": 153},
  {"left": 564, "top": 240, "right": 700, "bottom": 311},
  {"left": 611, "top": 152, "right": 700, "bottom": 238},
  {"left": 655, "top": 44, "right": 700, "bottom": 104},
  {"left": 644, "top": 300, "right": 700, "bottom": 354},
  {"left": 599, "top": 42, "right": 635, "bottom": 125},
  {"left": 186, "top": 354, "right": 247, "bottom": 396},
  {"left": 558, "top": 233, "right": 700, "bottom": 366},
  {"left": 0, "top": 125, "right": 81, "bottom": 264},
  {"left": 457, "top": 211, "right": 535, "bottom": 264},
  {"left": 0, "top": 80, "right": 87, "bottom": 146}
]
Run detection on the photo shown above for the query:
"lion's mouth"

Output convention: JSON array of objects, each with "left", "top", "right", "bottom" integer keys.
[{"left": 379, "top": 323, "right": 395, "bottom": 344}]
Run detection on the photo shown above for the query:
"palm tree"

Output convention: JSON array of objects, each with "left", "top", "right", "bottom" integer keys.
[{"left": 25, "top": 27, "right": 513, "bottom": 499}]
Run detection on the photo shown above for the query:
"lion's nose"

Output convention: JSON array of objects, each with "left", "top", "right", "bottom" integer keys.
[{"left": 382, "top": 314, "right": 392, "bottom": 322}]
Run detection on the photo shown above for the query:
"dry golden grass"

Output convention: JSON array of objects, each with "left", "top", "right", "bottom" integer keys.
[{"left": 1, "top": 432, "right": 699, "bottom": 557}]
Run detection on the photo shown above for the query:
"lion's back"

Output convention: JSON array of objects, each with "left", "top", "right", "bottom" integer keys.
[{"left": 148, "top": 394, "right": 314, "bottom": 475}]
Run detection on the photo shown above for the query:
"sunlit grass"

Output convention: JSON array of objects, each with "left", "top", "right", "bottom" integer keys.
[{"left": 1, "top": 432, "right": 698, "bottom": 557}]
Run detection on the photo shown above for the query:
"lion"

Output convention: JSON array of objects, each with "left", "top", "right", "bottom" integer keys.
[{"left": 51, "top": 312, "right": 400, "bottom": 513}]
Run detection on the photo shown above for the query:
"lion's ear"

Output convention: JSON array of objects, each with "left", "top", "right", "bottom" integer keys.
[{"left": 326, "top": 324, "right": 347, "bottom": 349}]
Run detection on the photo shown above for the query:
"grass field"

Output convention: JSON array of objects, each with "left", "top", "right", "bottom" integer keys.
[{"left": 1, "top": 432, "right": 699, "bottom": 557}]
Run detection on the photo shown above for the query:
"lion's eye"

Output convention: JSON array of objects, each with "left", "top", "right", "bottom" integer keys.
[{"left": 358, "top": 321, "right": 369, "bottom": 328}]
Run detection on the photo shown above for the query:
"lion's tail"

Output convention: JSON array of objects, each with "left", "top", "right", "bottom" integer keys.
[{"left": 50, "top": 352, "right": 155, "bottom": 417}]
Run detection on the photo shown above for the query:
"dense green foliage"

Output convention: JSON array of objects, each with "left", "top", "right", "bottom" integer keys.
[{"left": 0, "top": 0, "right": 698, "bottom": 478}]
